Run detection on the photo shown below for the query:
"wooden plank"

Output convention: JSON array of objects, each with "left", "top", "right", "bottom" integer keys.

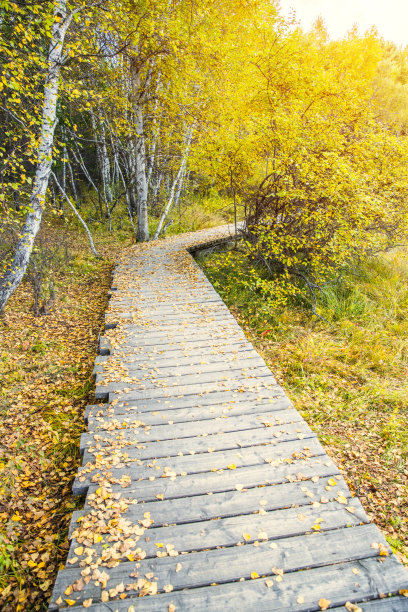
[
  {"left": 69, "top": 469, "right": 346, "bottom": 539},
  {"left": 73, "top": 474, "right": 351, "bottom": 531},
  {"left": 94, "top": 366, "right": 276, "bottom": 398},
  {"left": 66, "top": 498, "right": 367, "bottom": 566},
  {"left": 85, "top": 391, "right": 290, "bottom": 420},
  {"left": 84, "top": 455, "right": 338, "bottom": 504},
  {"left": 94, "top": 355, "right": 267, "bottom": 380},
  {"left": 81, "top": 421, "right": 314, "bottom": 463},
  {"left": 49, "top": 524, "right": 386, "bottom": 610},
  {"left": 332, "top": 598, "right": 408, "bottom": 611},
  {"left": 86, "top": 402, "right": 294, "bottom": 431},
  {"left": 83, "top": 405, "right": 300, "bottom": 436},
  {"left": 82, "top": 408, "right": 301, "bottom": 444},
  {"left": 100, "top": 335, "right": 253, "bottom": 356},
  {"left": 93, "top": 348, "right": 263, "bottom": 372},
  {"left": 105, "top": 309, "right": 234, "bottom": 322},
  {"left": 103, "top": 375, "right": 280, "bottom": 403},
  {"left": 95, "top": 362, "right": 271, "bottom": 386},
  {"left": 105, "top": 316, "right": 238, "bottom": 331},
  {"left": 57, "top": 556, "right": 408, "bottom": 612},
  {"left": 110, "top": 303, "right": 229, "bottom": 314},
  {"left": 93, "top": 347, "right": 263, "bottom": 373},
  {"left": 114, "top": 294, "right": 222, "bottom": 305},
  {"left": 105, "top": 329, "right": 248, "bottom": 349},
  {"left": 73, "top": 436, "right": 324, "bottom": 495},
  {"left": 105, "top": 320, "right": 244, "bottom": 340}
]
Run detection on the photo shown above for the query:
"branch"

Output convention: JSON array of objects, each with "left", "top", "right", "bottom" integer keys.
[
  {"left": 51, "top": 171, "right": 99, "bottom": 257},
  {"left": 289, "top": 268, "right": 330, "bottom": 324}
]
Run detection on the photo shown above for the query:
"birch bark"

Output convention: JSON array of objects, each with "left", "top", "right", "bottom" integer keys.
[
  {"left": 0, "top": 0, "right": 72, "bottom": 312},
  {"left": 134, "top": 104, "right": 149, "bottom": 241},
  {"left": 52, "top": 172, "right": 99, "bottom": 257},
  {"left": 153, "top": 126, "right": 193, "bottom": 240}
]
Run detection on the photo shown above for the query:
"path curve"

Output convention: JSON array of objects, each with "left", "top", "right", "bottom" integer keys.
[{"left": 50, "top": 225, "right": 408, "bottom": 611}]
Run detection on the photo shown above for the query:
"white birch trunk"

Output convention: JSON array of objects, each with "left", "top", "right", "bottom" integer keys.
[
  {"left": 152, "top": 170, "right": 163, "bottom": 205},
  {"left": 0, "top": 0, "right": 71, "bottom": 312},
  {"left": 134, "top": 104, "right": 149, "bottom": 242},
  {"left": 52, "top": 172, "right": 99, "bottom": 257},
  {"left": 91, "top": 114, "right": 113, "bottom": 230},
  {"left": 153, "top": 127, "right": 193, "bottom": 240},
  {"left": 67, "top": 158, "right": 79, "bottom": 206},
  {"left": 117, "top": 158, "right": 137, "bottom": 237}
]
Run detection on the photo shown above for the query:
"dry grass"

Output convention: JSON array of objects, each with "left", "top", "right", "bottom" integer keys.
[{"left": 200, "top": 247, "right": 408, "bottom": 564}]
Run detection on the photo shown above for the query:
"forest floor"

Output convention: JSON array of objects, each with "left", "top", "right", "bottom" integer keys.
[
  {"left": 0, "top": 222, "right": 124, "bottom": 611},
  {"left": 200, "top": 247, "right": 408, "bottom": 567}
]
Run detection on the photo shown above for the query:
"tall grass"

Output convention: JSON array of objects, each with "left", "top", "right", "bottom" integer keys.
[{"left": 200, "top": 246, "right": 408, "bottom": 561}]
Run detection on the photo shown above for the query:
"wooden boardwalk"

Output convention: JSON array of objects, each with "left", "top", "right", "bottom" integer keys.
[{"left": 50, "top": 226, "right": 408, "bottom": 611}]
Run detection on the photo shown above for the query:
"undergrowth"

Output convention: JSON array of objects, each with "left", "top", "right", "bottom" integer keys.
[
  {"left": 0, "top": 218, "right": 124, "bottom": 611},
  {"left": 200, "top": 246, "right": 408, "bottom": 563}
]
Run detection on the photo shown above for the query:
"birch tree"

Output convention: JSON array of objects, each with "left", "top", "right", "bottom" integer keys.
[
  {"left": 153, "top": 125, "right": 194, "bottom": 239},
  {"left": 0, "top": 0, "right": 73, "bottom": 312}
]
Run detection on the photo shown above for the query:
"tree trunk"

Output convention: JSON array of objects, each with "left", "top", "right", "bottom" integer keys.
[
  {"left": 91, "top": 113, "right": 113, "bottom": 230},
  {"left": 134, "top": 105, "right": 149, "bottom": 241},
  {"left": 52, "top": 172, "right": 99, "bottom": 257},
  {"left": 0, "top": 0, "right": 71, "bottom": 312},
  {"left": 153, "top": 127, "right": 193, "bottom": 240}
]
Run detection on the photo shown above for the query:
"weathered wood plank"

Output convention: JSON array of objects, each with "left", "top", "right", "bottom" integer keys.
[
  {"left": 83, "top": 408, "right": 301, "bottom": 443},
  {"left": 49, "top": 524, "right": 387, "bottom": 610},
  {"left": 94, "top": 365, "right": 274, "bottom": 397},
  {"left": 81, "top": 421, "right": 314, "bottom": 464},
  {"left": 54, "top": 556, "right": 408, "bottom": 612},
  {"left": 102, "top": 375, "right": 280, "bottom": 403},
  {"left": 84, "top": 455, "right": 338, "bottom": 503},
  {"left": 86, "top": 404, "right": 293, "bottom": 432},
  {"left": 105, "top": 330, "right": 248, "bottom": 350},
  {"left": 85, "top": 391, "right": 290, "bottom": 420},
  {"left": 98, "top": 335, "right": 253, "bottom": 356},
  {"left": 66, "top": 497, "right": 367, "bottom": 567},
  {"left": 105, "top": 319, "right": 244, "bottom": 341},
  {"left": 93, "top": 348, "right": 263, "bottom": 373},
  {"left": 332, "top": 598, "right": 408, "bottom": 611},
  {"left": 94, "top": 355, "right": 267, "bottom": 381},
  {"left": 73, "top": 435, "right": 324, "bottom": 495},
  {"left": 70, "top": 475, "right": 350, "bottom": 536}
]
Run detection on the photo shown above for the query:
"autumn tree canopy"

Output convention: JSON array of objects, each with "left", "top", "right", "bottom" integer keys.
[{"left": 1, "top": 0, "right": 408, "bottom": 309}]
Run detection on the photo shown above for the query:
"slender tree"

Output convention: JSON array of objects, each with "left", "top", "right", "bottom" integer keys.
[{"left": 0, "top": 0, "right": 72, "bottom": 312}]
